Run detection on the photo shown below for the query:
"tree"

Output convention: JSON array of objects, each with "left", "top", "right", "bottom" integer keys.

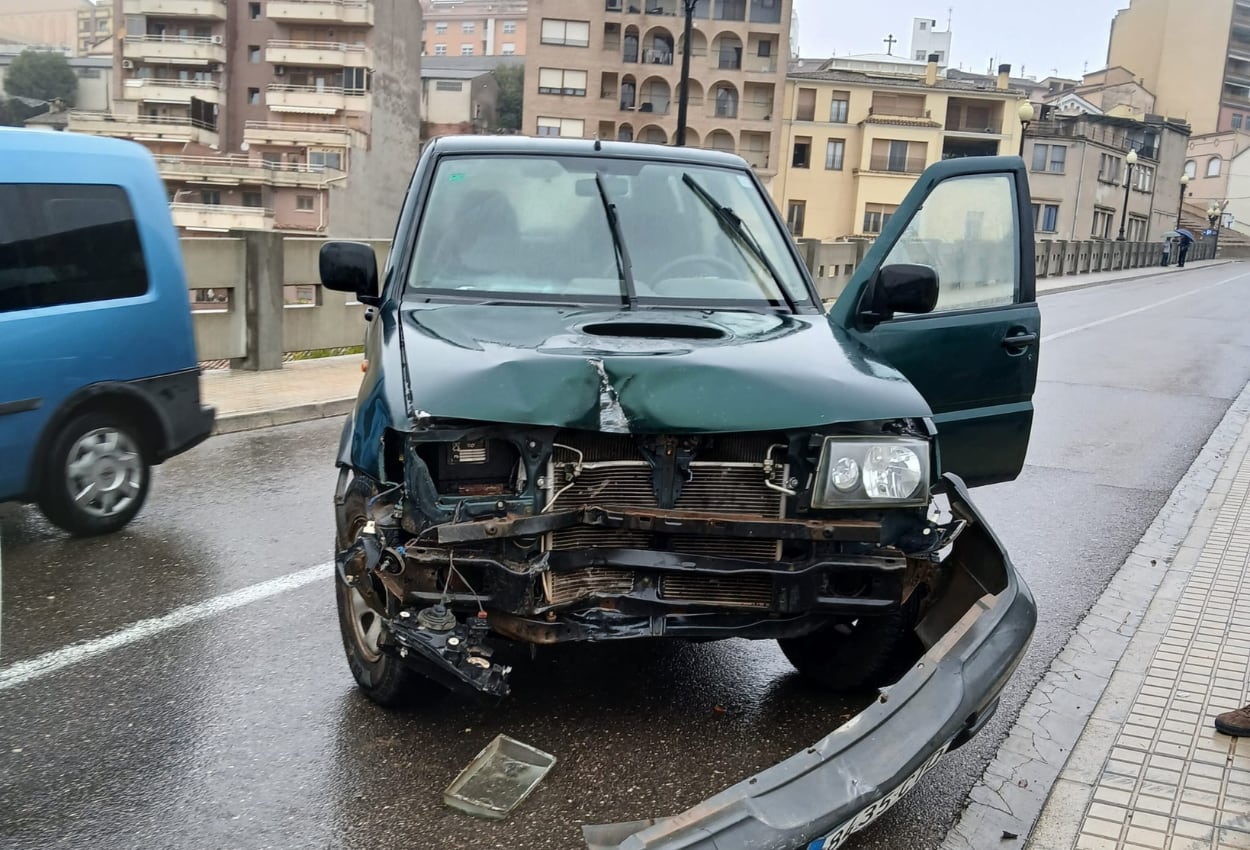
[
  {"left": 4, "top": 50, "right": 77, "bottom": 107},
  {"left": 493, "top": 65, "right": 523, "bottom": 132}
]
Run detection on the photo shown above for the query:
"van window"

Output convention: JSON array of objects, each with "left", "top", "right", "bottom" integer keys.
[{"left": 0, "top": 184, "right": 149, "bottom": 314}]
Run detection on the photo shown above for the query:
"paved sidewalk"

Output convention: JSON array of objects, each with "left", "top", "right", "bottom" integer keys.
[
  {"left": 944, "top": 379, "right": 1250, "bottom": 850},
  {"left": 199, "top": 259, "right": 1236, "bottom": 435},
  {"left": 1027, "top": 418, "right": 1250, "bottom": 849},
  {"left": 1037, "top": 259, "right": 1230, "bottom": 296},
  {"left": 201, "top": 353, "right": 363, "bottom": 434}
]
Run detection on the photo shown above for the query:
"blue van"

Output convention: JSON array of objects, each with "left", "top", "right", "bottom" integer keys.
[{"left": 0, "top": 128, "right": 214, "bottom": 536}]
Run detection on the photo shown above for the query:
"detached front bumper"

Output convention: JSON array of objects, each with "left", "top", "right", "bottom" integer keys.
[{"left": 582, "top": 474, "right": 1037, "bottom": 850}]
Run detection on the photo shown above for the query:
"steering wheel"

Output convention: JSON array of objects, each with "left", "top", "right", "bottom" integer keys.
[{"left": 650, "top": 253, "right": 742, "bottom": 283}]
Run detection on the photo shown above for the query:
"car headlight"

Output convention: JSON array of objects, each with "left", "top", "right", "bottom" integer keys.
[{"left": 812, "top": 437, "right": 931, "bottom": 508}]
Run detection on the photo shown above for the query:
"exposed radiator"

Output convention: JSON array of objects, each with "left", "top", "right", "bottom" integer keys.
[
  {"left": 661, "top": 574, "right": 774, "bottom": 609},
  {"left": 543, "top": 568, "right": 635, "bottom": 606},
  {"left": 544, "top": 434, "right": 787, "bottom": 562}
]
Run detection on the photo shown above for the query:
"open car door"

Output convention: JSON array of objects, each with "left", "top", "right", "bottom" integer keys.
[{"left": 827, "top": 156, "right": 1040, "bottom": 488}]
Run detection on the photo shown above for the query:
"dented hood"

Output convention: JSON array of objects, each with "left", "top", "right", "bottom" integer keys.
[{"left": 399, "top": 304, "right": 931, "bottom": 432}]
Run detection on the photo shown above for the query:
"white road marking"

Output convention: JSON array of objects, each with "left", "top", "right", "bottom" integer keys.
[
  {"left": 1043, "top": 270, "right": 1250, "bottom": 343},
  {"left": 0, "top": 561, "right": 331, "bottom": 692}
]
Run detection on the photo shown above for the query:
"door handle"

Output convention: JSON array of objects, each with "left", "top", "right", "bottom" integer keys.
[{"left": 1001, "top": 331, "right": 1038, "bottom": 350}]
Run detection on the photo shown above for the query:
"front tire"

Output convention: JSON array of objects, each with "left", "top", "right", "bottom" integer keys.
[
  {"left": 335, "top": 474, "right": 430, "bottom": 708},
  {"left": 777, "top": 603, "right": 919, "bottom": 693},
  {"left": 38, "top": 411, "right": 150, "bottom": 537}
]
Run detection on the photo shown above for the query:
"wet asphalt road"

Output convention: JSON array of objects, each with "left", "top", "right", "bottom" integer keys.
[{"left": 3, "top": 263, "right": 1250, "bottom": 850}]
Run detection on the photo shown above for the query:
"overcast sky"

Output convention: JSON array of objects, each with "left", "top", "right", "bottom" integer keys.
[{"left": 791, "top": 0, "right": 1129, "bottom": 80}]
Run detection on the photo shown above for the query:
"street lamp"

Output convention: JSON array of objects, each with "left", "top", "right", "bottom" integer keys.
[
  {"left": 1116, "top": 148, "right": 1139, "bottom": 241},
  {"left": 1209, "top": 201, "right": 1222, "bottom": 258},
  {"left": 1176, "top": 173, "right": 1190, "bottom": 228},
  {"left": 675, "top": 0, "right": 698, "bottom": 147},
  {"left": 1017, "top": 100, "right": 1034, "bottom": 158}
]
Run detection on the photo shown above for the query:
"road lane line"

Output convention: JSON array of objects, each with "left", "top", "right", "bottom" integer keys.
[
  {"left": 1043, "top": 269, "right": 1250, "bottom": 343},
  {"left": 0, "top": 561, "right": 331, "bottom": 692}
]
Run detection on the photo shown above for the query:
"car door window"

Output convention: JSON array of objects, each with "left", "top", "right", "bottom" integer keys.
[{"left": 880, "top": 173, "right": 1019, "bottom": 315}]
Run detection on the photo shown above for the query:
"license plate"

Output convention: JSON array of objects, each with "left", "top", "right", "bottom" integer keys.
[{"left": 806, "top": 740, "right": 952, "bottom": 850}]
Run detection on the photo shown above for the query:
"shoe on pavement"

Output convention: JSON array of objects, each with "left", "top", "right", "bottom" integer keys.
[{"left": 1214, "top": 705, "right": 1250, "bottom": 736}]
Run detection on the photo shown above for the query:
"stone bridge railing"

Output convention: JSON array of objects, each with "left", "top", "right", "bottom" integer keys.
[{"left": 186, "top": 233, "right": 1215, "bottom": 370}]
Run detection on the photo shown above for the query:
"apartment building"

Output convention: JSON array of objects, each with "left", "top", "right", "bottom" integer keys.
[
  {"left": 522, "top": 0, "right": 791, "bottom": 181},
  {"left": 774, "top": 59, "right": 1027, "bottom": 240},
  {"left": 1024, "top": 113, "right": 1190, "bottom": 244},
  {"left": 422, "top": 0, "right": 526, "bottom": 57},
  {"left": 0, "top": 0, "right": 81, "bottom": 54},
  {"left": 67, "top": 0, "right": 422, "bottom": 239},
  {"left": 1107, "top": 0, "right": 1250, "bottom": 134},
  {"left": 78, "top": 0, "right": 112, "bottom": 55}
]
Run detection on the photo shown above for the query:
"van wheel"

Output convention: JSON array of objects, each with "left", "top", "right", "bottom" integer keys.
[
  {"left": 38, "top": 412, "right": 150, "bottom": 537},
  {"left": 777, "top": 602, "right": 919, "bottom": 693}
]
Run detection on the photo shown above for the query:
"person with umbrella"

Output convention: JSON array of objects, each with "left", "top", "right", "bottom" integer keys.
[
  {"left": 1176, "top": 228, "right": 1196, "bottom": 267},
  {"left": 1160, "top": 229, "right": 1196, "bottom": 267}
]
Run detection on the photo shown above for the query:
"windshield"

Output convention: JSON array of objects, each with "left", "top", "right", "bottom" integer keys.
[{"left": 405, "top": 154, "right": 811, "bottom": 309}]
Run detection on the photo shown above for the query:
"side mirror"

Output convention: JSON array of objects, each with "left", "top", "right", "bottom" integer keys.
[
  {"left": 320, "top": 241, "right": 380, "bottom": 306},
  {"left": 860, "top": 264, "right": 939, "bottom": 326}
]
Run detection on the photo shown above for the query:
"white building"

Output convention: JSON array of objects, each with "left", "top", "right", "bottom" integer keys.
[{"left": 909, "top": 16, "right": 952, "bottom": 68}]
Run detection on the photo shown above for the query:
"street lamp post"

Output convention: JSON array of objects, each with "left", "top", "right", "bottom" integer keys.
[
  {"left": 1116, "top": 148, "right": 1139, "bottom": 241},
  {"left": 675, "top": 0, "right": 698, "bottom": 147},
  {"left": 1209, "top": 202, "right": 1222, "bottom": 259},
  {"left": 1017, "top": 101, "right": 1034, "bottom": 159},
  {"left": 1176, "top": 173, "right": 1190, "bottom": 228}
]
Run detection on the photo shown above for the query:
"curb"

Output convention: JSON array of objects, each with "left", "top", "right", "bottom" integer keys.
[
  {"left": 210, "top": 398, "right": 354, "bottom": 436},
  {"left": 940, "top": 379, "right": 1250, "bottom": 850},
  {"left": 1038, "top": 260, "right": 1236, "bottom": 297}
]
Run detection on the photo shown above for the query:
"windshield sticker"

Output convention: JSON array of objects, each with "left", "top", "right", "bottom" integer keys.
[{"left": 448, "top": 173, "right": 467, "bottom": 183}]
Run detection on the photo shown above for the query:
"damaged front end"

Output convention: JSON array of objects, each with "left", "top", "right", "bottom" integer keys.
[
  {"left": 335, "top": 417, "right": 975, "bottom": 702},
  {"left": 581, "top": 474, "right": 1037, "bottom": 850}
]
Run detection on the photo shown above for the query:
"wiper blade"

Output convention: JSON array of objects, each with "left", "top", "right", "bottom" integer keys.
[
  {"left": 681, "top": 172, "right": 798, "bottom": 313},
  {"left": 595, "top": 171, "right": 638, "bottom": 310}
]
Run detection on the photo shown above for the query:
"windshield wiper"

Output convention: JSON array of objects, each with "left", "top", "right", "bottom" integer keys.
[
  {"left": 595, "top": 171, "right": 638, "bottom": 310},
  {"left": 680, "top": 172, "right": 798, "bottom": 313}
]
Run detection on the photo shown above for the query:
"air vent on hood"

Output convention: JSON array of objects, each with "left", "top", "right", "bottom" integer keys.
[{"left": 581, "top": 322, "right": 726, "bottom": 340}]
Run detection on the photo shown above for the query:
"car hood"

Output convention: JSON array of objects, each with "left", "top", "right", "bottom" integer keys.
[{"left": 398, "top": 304, "right": 931, "bottom": 433}]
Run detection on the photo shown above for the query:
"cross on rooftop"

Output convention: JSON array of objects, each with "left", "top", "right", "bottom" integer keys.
[{"left": 883, "top": 33, "right": 897, "bottom": 55}]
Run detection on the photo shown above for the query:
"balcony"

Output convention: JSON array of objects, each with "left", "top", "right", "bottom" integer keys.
[
  {"left": 740, "top": 98, "right": 773, "bottom": 120},
  {"left": 154, "top": 154, "right": 343, "bottom": 188},
  {"left": 121, "top": 0, "right": 227, "bottom": 19},
  {"left": 265, "top": 40, "right": 372, "bottom": 68},
  {"left": 171, "top": 202, "right": 275, "bottom": 232},
  {"left": 122, "top": 34, "right": 226, "bottom": 65},
  {"left": 67, "top": 110, "right": 219, "bottom": 146},
  {"left": 267, "top": 0, "right": 373, "bottom": 25},
  {"left": 742, "top": 56, "right": 777, "bottom": 74},
  {"left": 868, "top": 104, "right": 930, "bottom": 120},
  {"left": 267, "top": 83, "right": 370, "bottom": 114},
  {"left": 866, "top": 154, "right": 927, "bottom": 174},
  {"left": 121, "top": 77, "right": 223, "bottom": 105},
  {"left": 243, "top": 120, "right": 359, "bottom": 148}
]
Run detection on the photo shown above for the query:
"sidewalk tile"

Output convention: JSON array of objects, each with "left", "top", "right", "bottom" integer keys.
[{"left": 1025, "top": 382, "right": 1250, "bottom": 850}]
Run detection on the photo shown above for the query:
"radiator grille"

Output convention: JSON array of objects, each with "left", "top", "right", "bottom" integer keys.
[
  {"left": 543, "top": 568, "right": 635, "bottom": 606},
  {"left": 545, "top": 435, "right": 787, "bottom": 562},
  {"left": 668, "top": 535, "right": 782, "bottom": 561},
  {"left": 661, "top": 574, "right": 774, "bottom": 609}
]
